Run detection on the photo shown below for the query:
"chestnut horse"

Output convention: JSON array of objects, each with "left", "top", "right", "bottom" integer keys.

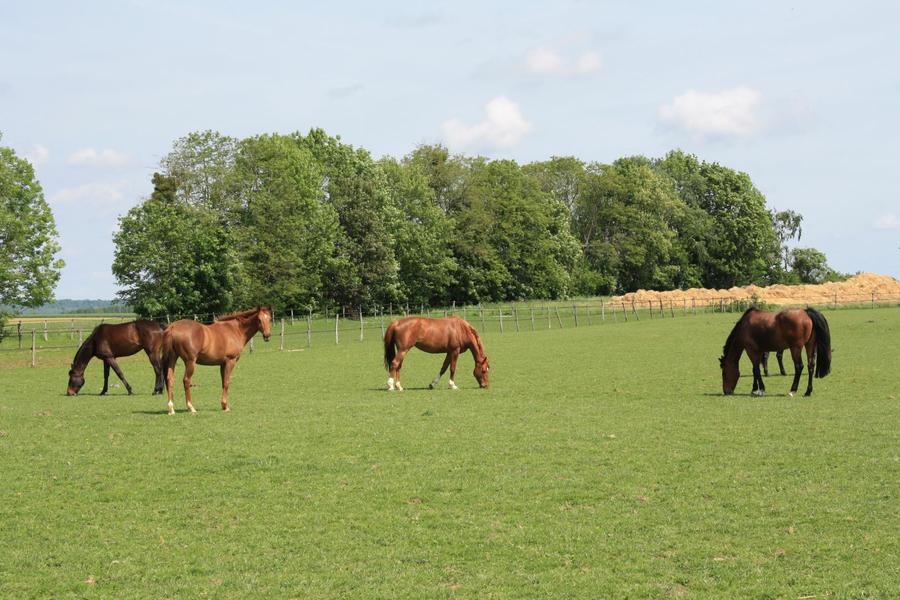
[
  {"left": 720, "top": 307, "right": 831, "bottom": 397},
  {"left": 383, "top": 316, "right": 490, "bottom": 391},
  {"left": 162, "top": 307, "right": 272, "bottom": 415},
  {"left": 66, "top": 320, "right": 165, "bottom": 396}
]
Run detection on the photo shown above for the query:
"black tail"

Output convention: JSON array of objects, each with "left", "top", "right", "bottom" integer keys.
[
  {"left": 383, "top": 323, "right": 396, "bottom": 371},
  {"left": 806, "top": 308, "right": 831, "bottom": 378}
]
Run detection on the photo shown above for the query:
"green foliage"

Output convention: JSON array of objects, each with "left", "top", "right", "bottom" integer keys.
[
  {"left": 112, "top": 173, "right": 236, "bottom": 317},
  {"left": 789, "top": 247, "right": 845, "bottom": 284},
  {"left": 0, "top": 143, "right": 64, "bottom": 309}
]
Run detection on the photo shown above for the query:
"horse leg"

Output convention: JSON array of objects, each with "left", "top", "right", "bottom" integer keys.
[
  {"left": 388, "top": 349, "right": 408, "bottom": 391},
  {"left": 183, "top": 359, "right": 197, "bottom": 413},
  {"left": 220, "top": 359, "right": 236, "bottom": 411},
  {"left": 106, "top": 357, "right": 133, "bottom": 395},
  {"left": 804, "top": 342, "right": 816, "bottom": 397},
  {"left": 748, "top": 350, "right": 764, "bottom": 396},
  {"left": 447, "top": 350, "right": 460, "bottom": 389},
  {"left": 146, "top": 349, "right": 163, "bottom": 394},
  {"left": 430, "top": 354, "right": 453, "bottom": 389},
  {"left": 762, "top": 352, "right": 770, "bottom": 377},
  {"left": 777, "top": 350, "right": 787, "bottom": 376},
  {"left": 165, "top": 353, "right": 177, "bottom": 415},
  {"left": 100, "top": 361, "right": 111, "bottom": 395},
  {"left": 788, "top": 346, "right": 803, "bottom": 397}
]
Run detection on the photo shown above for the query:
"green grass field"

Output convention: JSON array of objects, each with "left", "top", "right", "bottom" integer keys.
[{"left": 1, "top": 308, "right": 897, "bottom": 598}]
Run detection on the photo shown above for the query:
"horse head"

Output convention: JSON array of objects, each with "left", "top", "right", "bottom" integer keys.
[
  {"left": 67, "top": 365, "right": 85, "bottom": 396},
  {"left": 720, "top": 355, "right": 739, "bottom": 395},
  {"left": 257, "top": 306, "right": 273, "bottom": 342},
  {"left": 474, "top": 356, "right": 490, "bottom": 388}
]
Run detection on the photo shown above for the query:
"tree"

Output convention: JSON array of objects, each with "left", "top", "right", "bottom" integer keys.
[
  {"left": 380, "top": 156, "right": 458, "bottom": 306},
  {"left": 294, "top": 129, "right": 400, "bottom": 309},
  {"left": 112, "top": 173, "right": 236, "bottom": 318},
  {"left": 0, "top": 140, "right": 64, "bottom": 326},
  {"left": 771, "top": 209, "right": 803, "bottom": 272},
  {"left": 522, "top": 156, "right": 585, "bottom": 214},
  {"left": 573, "top": 157, "right": 689, "bottom": 293},
  {"left": 655, "top": 151, "right": 778, "bottom": 288},
  {"left": 227, "top": 134, "right": 342, "bottom": 311},
  {"left": 790, "top": 247, "right": 841, "bottom": 284}
]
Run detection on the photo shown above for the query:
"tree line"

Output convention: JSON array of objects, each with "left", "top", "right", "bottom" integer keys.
[{"left": 0, "top": 130, "right": 842, "bottom": 325}]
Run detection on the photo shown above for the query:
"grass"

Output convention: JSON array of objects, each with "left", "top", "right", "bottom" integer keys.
[{"left": 1, "top": 307, "right": 897, "bottom": 598}]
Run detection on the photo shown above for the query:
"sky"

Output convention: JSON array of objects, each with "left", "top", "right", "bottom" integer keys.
[{"left": 2, "top": 0, "right": 898, "bottom": 299}]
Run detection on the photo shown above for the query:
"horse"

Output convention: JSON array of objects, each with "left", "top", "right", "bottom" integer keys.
[
  {"left": 162, "top": 306, "right": 272, "bottom": 415},
  {"left": 383, "top": 316, "right": 490, "bottom": 391},
  {"left": 66, "top": 320, "right": 165, "bottom": 396},
  {"left": 762, "top": 350, "right": 786, "bottom": 376},
  {"left": 720, "top": 307, "right": 831, "bottom": 397}
]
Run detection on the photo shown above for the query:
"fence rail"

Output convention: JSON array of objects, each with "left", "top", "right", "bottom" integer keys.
[{"left": 3, "top": 292, "right": 900, "bottom": 366}]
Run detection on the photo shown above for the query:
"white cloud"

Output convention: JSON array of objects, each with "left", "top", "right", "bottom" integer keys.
[
  {"left": 525, "top": 46, "right": 601, "bottom": 77},
  {"left": 24, "top": 144, "right": 49, "bottom": 166},
  {"left": 658, "top": 86, "right": 762, "bottom": 139},
  {"left": 67, "top": 147, "right": 132, "bottom": 168},
  {"left": 49, "top": 181, "right": 126, "bottom": 210},
  {"left": 874, "top": 213, "right": 900, "bottom": 230},
  {"left": 441, "top": 96, "right": 533, "bottom": 151}
]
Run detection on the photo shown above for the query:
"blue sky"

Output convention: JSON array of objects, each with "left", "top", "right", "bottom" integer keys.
[{"left": 2, "top": 0, "right": 898, "bottom": 298}]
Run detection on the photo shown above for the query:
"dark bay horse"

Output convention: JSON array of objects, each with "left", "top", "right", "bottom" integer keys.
[
  {"left": 162, "top": 307, "right": 272, "bottom": 415},
  {"left": 720, "top": 307, "right": 831, "bottom": 397},
  {"left": 383, "top": 316, "right": 490, "bottom": 391},
  {"left": 66, "top": 320, "right": 165, "bottom": 396}
]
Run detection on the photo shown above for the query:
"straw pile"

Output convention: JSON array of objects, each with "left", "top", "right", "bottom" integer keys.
[{"left": 609, "top": 273, "right": 900, "bottom": 307}]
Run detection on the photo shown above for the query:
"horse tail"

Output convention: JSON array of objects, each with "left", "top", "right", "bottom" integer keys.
[
  {"left": 383, "top": 322, "right": 397, "bottom": 371},
  {"left": 806, "top": 308, "right": 831, "bottom": 378}
]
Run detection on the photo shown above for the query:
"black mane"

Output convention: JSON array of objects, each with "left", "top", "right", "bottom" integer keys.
[{"left": 720, "top": 307, "right": 756, "bottom": 364}]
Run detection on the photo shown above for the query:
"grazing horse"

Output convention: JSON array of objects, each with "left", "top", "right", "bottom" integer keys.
[
  {"left": 162, "top": 307, "right": 272, "bottom": 415},
  {"left": 383, "top": 316, "right": 490, "bottom": 391},
  {"left": 762, "top": 350, "right": 786, "bottom": 376},
  {"left": 720, "top": 307, "right": 831, "bottom": 397},
  {"left": 66, "top": 320, "right": 165, "bottom": 396}
]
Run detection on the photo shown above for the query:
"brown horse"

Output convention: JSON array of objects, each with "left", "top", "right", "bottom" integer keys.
[
  {"left": 162, "top": 307, "right": 272, "bottom": 415},
  {"left": 66, "top": 320, "right": 165, "bottom": 396},
  {"left": 383, "top": 316, "right": 490, "bottom": 391},
  {"left": 720, "top": 307, "right": 831, "bottom": 397}
]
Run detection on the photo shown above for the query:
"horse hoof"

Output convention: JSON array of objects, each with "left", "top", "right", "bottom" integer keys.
[
  {"left": 788, "top": 391, "right": 795, "bottom": 397},
  {"left": 752, "top": 390, "right": 765, "bottom": 397}
]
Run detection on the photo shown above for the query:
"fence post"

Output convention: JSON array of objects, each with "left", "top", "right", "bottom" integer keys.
[
  {"left": 335, "top": 314, "right": 340, "bottom": 344},
  {"left": 43, "top": 321, "right": 48, "bottom": 342},
  {"left": 530, "top": 307, "right": 535, "bottom": 331},
  {"left": 359, "top": 307, "right": 364, "bottom": 342},
  {"left": 31, "top": 329, "right": 36, "bottom": 367},
  {"left": 573, "top": 303, "right": 578, "bottom": 327},
  {"left": 632, "top": 301, "right": 639, "bottom": 320},
  {"left": 480, "top": 305, "right": 486, "bottom": 331},
  {"left": 280, "top": 318, "right": 285, "bottom": 351},
  {"left": 499, "top": 308, "right": 504, "bottom": 333},
  {"left": 649, "top": 300, "right": 653, "bottom": 319},
  {"left": 601, "top": 299, "right": 605, "bottom": 321},
  {"left": 306, "top": 310, "right": 312, "bottom": 347},
  {"left": 290, "top": 309, "right": 294, "bottom": 326},
  {"left": 670, "top": 301, "right": 675, "bottom": 318},
  {"left": 380, "top": 308, "right": 385, "bottom": 338},
  {"left": 17, "top": 321, "right": 22, "bottom": 349},
  {"left": 514, "top": 307, "right": 520, "bottom": 332},
  {"left": 586, "top": 304, "right": 592, "bottom": 326},
  {"left": 555, "top": 306, "right": 563, "bottom": 328},
  {"left": 70, "top": 319, "right": 75, "bottom": 340},
  {"left": 871, "top": 292, "right": 875, "bottom": 309},
  {"left": 78, "top": 329, "right": 83, "bottom": 344},
  {"left": 622, "top": 302, "right": 627, "bottom": 322},
  {"left": 547, "top": 304, "right": 551, "bottom": 329}
]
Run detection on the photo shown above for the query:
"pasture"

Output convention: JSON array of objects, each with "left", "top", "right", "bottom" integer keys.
[{"left": 1, "top": 308, "right": 897, "bottom": 598}]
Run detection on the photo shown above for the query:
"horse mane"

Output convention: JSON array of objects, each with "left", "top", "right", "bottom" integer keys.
[
  {"left": 70, "top": 325, "right": 100, "bottom": 371},
  {"left": 215, "top": 307, "right": 264, "bottom": 322},
  {"left": 720, "top": 307, "right": 757, "bottom": 362},
  {"left": 462, "top": 319, "right": 487, "bottom": 361}
]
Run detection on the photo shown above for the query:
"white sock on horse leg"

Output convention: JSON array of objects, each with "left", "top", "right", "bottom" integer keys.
[
  {"left": 430, "top": 375, "right": 441, "bottom": 389},
  {"left": 387, "top": 377, "right": 395, "bottom": 391},
  {"left": 448, "top": 380, "right": 458, "bottom": 390}
]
